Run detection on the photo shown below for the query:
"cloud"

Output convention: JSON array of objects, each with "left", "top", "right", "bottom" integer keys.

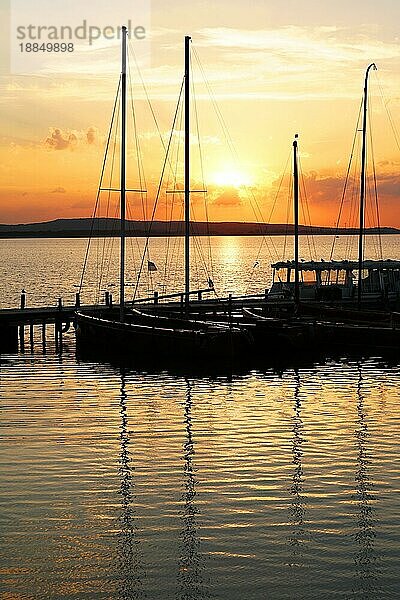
[
  {"left": 211, "top": 187, "right": 242, "bottom": 206},
  {"left": 188, "top": 25, "right": 400, "bottom": 101},
  {"left": 44, "top": 126, "right": 100, "bottom": 150},
  {"left": 374, "top": 173, "right": 400, "bottom": 199},
  {"left": 301, "top": 171, "right": 400, "bottom": 205},
  {"left": 197, "top": 25, "right": 399, "bottom": 62},
  {"left": 51, "top": 187, "right": 66, "bottom": 194},
  {"left": 86, "top": 127, "right": 97, "bottom": 145},
  {"left": 45, "top": 128, "right": 77, "bottom": 151}
]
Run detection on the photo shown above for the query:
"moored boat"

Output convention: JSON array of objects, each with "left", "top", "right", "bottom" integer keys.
[
  {"left": 75, "top": 29, "right": 253, "bottom": 365},
  {"left": 266, "top": 64, "right": 400, "bottom": 313}
]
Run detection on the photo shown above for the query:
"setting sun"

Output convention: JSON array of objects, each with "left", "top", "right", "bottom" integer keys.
[{"left": 211, "top": 169, "right": 253, "bottom": 188}]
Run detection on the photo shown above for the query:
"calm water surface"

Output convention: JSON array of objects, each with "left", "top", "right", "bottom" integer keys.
[{"left": 0, "top": 237, "right": 399, "bottom": 599}]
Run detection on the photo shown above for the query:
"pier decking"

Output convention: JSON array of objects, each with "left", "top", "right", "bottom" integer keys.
[{"left": 0, "top": 291, "right": 285, "bottom": 353}]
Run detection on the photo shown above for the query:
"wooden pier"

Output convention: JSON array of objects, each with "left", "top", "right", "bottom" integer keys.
[
  {"left": 0, "top": 301, "right": 101, "bottom": 353},
  {"left": 0, "top": 289, "right": 290, "bottom": 354}
]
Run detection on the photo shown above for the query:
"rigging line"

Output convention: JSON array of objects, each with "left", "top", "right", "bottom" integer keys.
[
  {"left": 102, "top": 120, "right": 123, "bottom": 296},
  {"left": 167, "top": 105, "right": 187, "bottom": 294},
  {"left": 132, "top": 78, "right": 185, "bottom": 301},
  {"left": 128, "top": 58, "right": 148, "bottom": 227},
  {"left": 368, "top": 108, "right": 383, "bottom": 260},
  {"left": 298, "top": 155, "right": 317, "bottom": 261},
  {"left": 189, "top": 194, "right": 212, "bottom": 279},
  {"left": 267, "top": 150, "right": 292, "bottom": 225},
  {"left": 244, "top": 154, "right": 290, "bottom": 294},
  {"left": 247, "top": 149, "right": 293, "bottom": 293},
  {"left": 192, "top": 46, "right": 274, "bottom": 226},
  {"left": 160, "top": 96, "right": 183, "bottom": 294},
  {"left": 191, "top": 56, "right": 214, "bottom": 281},
  {"left": 127, "top": 40, "right": 181, "bottom": 178},
  {"left": 298, "top": 175, "right": 313, "bottom": 262},
  {"left": 365, "top": 189, "right": 378, "bottom": 259},
  {"left": 192, "top": 45, "right": 279, "bottom": 264},
  {"left": 282, "top": 171, "right": 293, "bottom": 261},
  {"left": 125, "top": 201, "right": 140, "bottom": 281},
  {"left": 127, "top": 39, "right": 166, "bottom": 152},
  {"left": 103, "top": 203, "right": 120, "bottom": 296},
  {"left": 376, "top": 72, "right": 400, "bottom": 153},
  {"left": 98, "top": 96, "right": 120, "bottom": 300},
  {"left": 164, "top": 93, "right": 184, "bottom": 289},
  {"left": 127, "top": 63, "right": 153, "bottom": 294},
  {"left": 190, "top": 203, "right": 212, "bottom": 282},
  {"left": 346, "top": 143, "right": 361, "bottom": 260},
  {"left": 79, "top": 77, "right": 121, "bottom": 295},
  {"left": 330, "top": 98, "right": 363, "bottom": 261},
  {"left": 169, "top": 204, "right": 184, "bottom": 295}
]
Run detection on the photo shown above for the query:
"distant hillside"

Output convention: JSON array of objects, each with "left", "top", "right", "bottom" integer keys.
[{"left": 0, "top": 218, "right": 398, "bottom": 238}]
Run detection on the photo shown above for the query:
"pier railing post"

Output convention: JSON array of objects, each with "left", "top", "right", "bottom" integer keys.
[
  {"left": 75, "top": 293, "right": 80, "bottom": 308},
  {"left": 29, "top": 322, "right": 34, "bottom": 352},
  {"left": 19, "top": 325, "right": 25, "bottom": 353},
  {"left": 20, "top": 289, "right": 26, "bottom": 310}
]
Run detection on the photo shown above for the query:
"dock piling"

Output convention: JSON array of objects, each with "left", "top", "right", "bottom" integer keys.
[
  {"left": 42, "top": 322, "right": 46, "bottom": 353},
  {"left": 19, "top": 325, "right": 25, "bottom": 353}
]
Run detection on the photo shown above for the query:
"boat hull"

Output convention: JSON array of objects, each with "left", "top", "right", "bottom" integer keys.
[{"left": 75, "top": 311, "right": 252, "bottom": 365}]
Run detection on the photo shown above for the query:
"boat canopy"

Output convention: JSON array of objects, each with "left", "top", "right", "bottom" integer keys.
[{"left": 271, "top": 259, "right": 400, "bottom": 272}]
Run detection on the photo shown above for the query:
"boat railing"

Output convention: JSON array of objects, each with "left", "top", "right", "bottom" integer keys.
[
  {"left": 131, "top": 288, "right": 216, "bottom": 305},
  {"left": 130, "top": 289, "right": 269, "bottom": 306}
]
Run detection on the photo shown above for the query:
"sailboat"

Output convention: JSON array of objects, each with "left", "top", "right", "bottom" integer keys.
[
  {"left": 268, "top": 65, "right": 400, "bottom": 310},
  {"left": 75, "top": 29, "right": 252, "bottom": 363}
]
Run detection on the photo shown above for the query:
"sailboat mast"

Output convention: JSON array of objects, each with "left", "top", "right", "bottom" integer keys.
[
  {"left": 293, "top": 134, "right": 300, "bottom": 307},
  {"left": 357, "top": 63, "right": 377, "bottom": 308},
  {"left": 184, "top": 35, "right": 191, "bottom": 305},
  {"left": 119, "top": 26, "right": 127, "bottom": 322}
]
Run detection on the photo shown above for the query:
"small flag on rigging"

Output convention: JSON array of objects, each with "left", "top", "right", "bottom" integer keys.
[{"left": 148, "top": 260, "right": 158, "bottom": 272}]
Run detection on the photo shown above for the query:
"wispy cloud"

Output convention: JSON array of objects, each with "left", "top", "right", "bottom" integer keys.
[{"left": 191, "top": 25, "right": 400, "bottom": 100}]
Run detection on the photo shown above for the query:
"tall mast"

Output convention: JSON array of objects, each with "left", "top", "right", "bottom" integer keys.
[
  {"left": 357, "top": 63, "right": 377, "bottom": 308},
  {"left": 119, "top": 26, "right": 127, "bottom": 321},
  {"left": 293, "top": 134, "right": 300, "bottom": 307},
  {"left": 184, "top": 35, "right": 191, "bottom": 305}
]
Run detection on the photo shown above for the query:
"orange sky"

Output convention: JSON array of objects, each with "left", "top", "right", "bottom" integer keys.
[{"left": 0, "top": 0, "right": 399, "bottom": 226}]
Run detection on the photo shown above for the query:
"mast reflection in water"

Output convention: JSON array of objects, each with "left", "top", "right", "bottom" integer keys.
[
  {"left": 116, "top": 372, "right": 146, "bottom": 600},
  {"left": 286, "top": 371, "right": 312, "bottom": 600},
  {"left": 178, "top": 380, "right": 208, "bottom": 600},
  {"left": 288, "top": 373, "right": 308, "bottom": 562},
  {"left": 352, "top": 366, "right": 382, "bottom": 599}
]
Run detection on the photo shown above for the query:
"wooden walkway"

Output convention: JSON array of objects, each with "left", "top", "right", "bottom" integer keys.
[
  {"left": 0, "top": 291, "right": 293, "bottom": 353},
  {"left": 0, "top": 304, "right": 99, "bottom": 327}
]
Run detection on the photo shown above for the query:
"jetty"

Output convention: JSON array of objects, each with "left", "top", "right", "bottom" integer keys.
[{"left": 0, "top": 288, "right": 289, "bottom": 353}]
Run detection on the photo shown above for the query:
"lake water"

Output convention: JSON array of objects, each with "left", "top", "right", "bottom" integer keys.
[{"left": 1, "top": 236, "right": 399, "bottom": 599}]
